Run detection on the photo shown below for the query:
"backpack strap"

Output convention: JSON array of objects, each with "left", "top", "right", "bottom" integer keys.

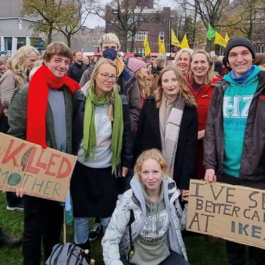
[{"left": 127, "top": 209, "right": 135, "bottom": 261}]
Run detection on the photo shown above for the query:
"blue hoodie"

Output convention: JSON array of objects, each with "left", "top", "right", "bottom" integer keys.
[{"left": 222, "top": 65, "right": 261, "bottom": 177}]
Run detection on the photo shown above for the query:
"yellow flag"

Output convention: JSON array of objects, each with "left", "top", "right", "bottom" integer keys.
[
  {"left": 215, "top": 32, "right": 227, "bottom": 47},
  {"left": 225, "top": 33, "right": 230, "bottom": 44},
  {"left": 158, "top": 35, "right": 165, "bottom": 53},
  {"left": 144, "top": 35, "right": 151, "bottom": 56},
  {"left": 171, "top": 29, "right": 180, "bottom": 47},
  {"left": 180, "top": 34, "right": 190, "bottom": 49}
]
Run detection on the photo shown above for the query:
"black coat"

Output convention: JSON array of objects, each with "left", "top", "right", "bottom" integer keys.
[
  {"left": 72, "top": 89, "right": 133, "bottom": 170},
  {"left": 134, "top": 95, "right": 198, "bottom": 190},
  {"left": 67, "top": 62, "right": 88, "bottom": 83}
]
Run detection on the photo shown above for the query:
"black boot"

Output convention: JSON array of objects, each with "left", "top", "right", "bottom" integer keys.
[{"left": 0, "top": 226, "right": 22, "bottom": 247}]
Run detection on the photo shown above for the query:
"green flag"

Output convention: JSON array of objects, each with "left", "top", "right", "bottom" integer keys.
[{"left": 207, "top": 24, "right": 216, "bottom": 40}]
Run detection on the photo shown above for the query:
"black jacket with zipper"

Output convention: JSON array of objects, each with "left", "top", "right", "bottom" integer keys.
[
  {"left": 134, "top": 95, "right": 198, "bottom": 190},
  {"left": 204, "top": 71, "right": 265, "bottom": 182}
]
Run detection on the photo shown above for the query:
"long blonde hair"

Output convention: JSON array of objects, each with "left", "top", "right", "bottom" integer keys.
[
  {"left": 85, "top": 58, "right": 119, "bottom": 121},
  {"left": 188, "top": 49, "right": 216, "bottom": 85},
  {"left": 134, "top": 149, "right": 168, "bottom": 179},
  {"left": 8, "top": 46, "right": 39, "bottom": 86},
  {"left": 153, "top": 65, "right": 196, "bottom": 108},
  {"left": 135, "top": 69, "right": 150, "bottom": 99}
]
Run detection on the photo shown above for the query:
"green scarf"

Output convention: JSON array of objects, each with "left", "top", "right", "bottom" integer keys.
[{"left": 83, "top": 87, "right": 124, "bottom": 173}]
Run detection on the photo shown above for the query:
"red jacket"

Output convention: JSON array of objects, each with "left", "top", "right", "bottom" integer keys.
[
  {"left": 186, "top": 75, "right": 221, "bottom": 131},
  {"left": 186, "top": 75, "right": 221, "bottom": 179}
]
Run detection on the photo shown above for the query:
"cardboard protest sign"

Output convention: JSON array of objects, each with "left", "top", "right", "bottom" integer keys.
[
  {"left": 0, "top": 133, "right": 77, "bottom": 202},
  {"left": 187, "top": 180, "right": 265, "bottom": 250}
]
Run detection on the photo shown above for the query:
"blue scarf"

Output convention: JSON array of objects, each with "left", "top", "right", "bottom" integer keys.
[{"left": 229, "top": 66, "right": 255, "bottom": 84}]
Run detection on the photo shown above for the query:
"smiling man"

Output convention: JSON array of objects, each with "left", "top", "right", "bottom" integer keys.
[
  {"left": 8, "top": 42, "right": 80, "bottom": 265},
  {"left": 204, "top": 37, "right": 265, "bottom": 264}
]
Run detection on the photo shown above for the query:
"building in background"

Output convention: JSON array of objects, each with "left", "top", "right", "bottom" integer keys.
[
  {"left": 0, "top": 0, "right": 100, "bottom": 55},
  {"left": 105, "top": 0, "right": 172, "bottom": 55}
]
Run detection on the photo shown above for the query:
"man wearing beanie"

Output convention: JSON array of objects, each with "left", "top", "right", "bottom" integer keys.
[
  {"left": 79, "top": 33, "right": 141, "bottom": 136},
  {"left": 204, "top": 36, "right": 265, "bottom": 264}
]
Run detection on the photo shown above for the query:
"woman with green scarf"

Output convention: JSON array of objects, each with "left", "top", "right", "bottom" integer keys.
[{"left": 71, "top": 58, "right": 133, "bottom": 251}]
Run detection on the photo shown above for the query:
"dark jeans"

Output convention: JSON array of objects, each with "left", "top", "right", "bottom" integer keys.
[
  {"left": 120, "top": 251, "right": 190, "bottom": 265},
  {"left": 0, "top": 114, "right": 23, "bottom": 207},
  {"left": 22, "top": 195, "right": 63, "bottom": 265},
  {"left": 220, "top": 174, "right": 265, "bottom": 265},
  {"left": 226, "top": 240, "right": 265, "bottom": 265}
]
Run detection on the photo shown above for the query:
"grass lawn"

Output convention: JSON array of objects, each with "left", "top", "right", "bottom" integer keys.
[{"left": 0, "top": 192, "right": 227, "bottom": 265}]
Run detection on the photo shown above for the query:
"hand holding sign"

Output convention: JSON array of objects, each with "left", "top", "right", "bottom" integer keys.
[
  {"left": 16, "top": 188, "right": 23, "bottom": 197},
  {"left": 204, "top": 169, "right": 216, "bottom": 183}
]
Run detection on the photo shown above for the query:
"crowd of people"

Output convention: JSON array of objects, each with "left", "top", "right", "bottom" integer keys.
[{"left": 0, "top": 33, "right": 265, "bottom": 265}]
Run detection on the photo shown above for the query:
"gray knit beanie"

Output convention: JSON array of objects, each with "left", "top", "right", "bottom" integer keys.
[{"left": 225, "top": 37, "right": 255, "bottom": 64}]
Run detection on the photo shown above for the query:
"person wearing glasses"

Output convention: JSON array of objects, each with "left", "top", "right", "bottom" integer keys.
[{"left": 71, "top": 58, "right": 133, "bottom": 251}]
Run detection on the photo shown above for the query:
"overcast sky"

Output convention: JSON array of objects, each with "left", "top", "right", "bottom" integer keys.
[{"left": 85, "top": 0, "right": 177, "bottom": 28}]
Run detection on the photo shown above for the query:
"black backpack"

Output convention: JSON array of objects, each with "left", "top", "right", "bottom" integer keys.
[{"left": 45, "top": 242, "right": 93, "bottom": 265}]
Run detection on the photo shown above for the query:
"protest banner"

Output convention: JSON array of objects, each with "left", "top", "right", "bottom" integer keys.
[
  {"left": 0, "top": 133, "right": 77, "bottom": 202},
  {"left": 187, "top": 180, "right": 265, "bottom": 250}
]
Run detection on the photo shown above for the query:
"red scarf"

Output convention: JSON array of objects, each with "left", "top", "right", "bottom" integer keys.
[{"left": 26, "top": 65, "right": 80, "bottom": 148}]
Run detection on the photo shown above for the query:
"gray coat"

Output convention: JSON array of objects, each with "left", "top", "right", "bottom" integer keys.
[{"left": 101, "top": 175, "right": 188, "bottom": 265}]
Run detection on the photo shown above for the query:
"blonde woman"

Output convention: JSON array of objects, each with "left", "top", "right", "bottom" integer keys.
[
  {"left": 71, "top": 58, "right": 133, "bottom": 251},
  {"left": 186, "top": 49, "right": 221, "bottom": 179},
  {"left": 134, "top": 65, "right": 198, "bottom": 196},
  {"left": 128, "top": 58, "right": 150, "bottom": 106},
  {"left": 102, "top": 149, "right": 190, "bottom": 265},
  {"left": 174, "top": 48, "right": 193, "bottom": 75},
  {"left": 0, "top": 46, "right": 39, "bottom": 121},
  {"left": 0, "top": 45, "right": 38, "bottom": 211}
]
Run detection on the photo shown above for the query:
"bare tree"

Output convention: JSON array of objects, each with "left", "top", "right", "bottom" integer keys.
[
  {"left": 22, "top": 0, "right": 92, "bottom": 47},
  {"left": 176, "top": 0, "right": 229, "bottom": 51},
  {"left": 88, "top": 0, "right": 156, "bottom": 51},
  {"left": 54, "top": 0, "right": 92, "bottom": 47},
  {"left": 222, "top": 0, "right": 265, "bottom": 40}
]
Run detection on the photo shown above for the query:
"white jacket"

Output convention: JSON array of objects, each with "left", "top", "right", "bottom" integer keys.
[{"left": 102, "top": 175, "right": 188, "bottom": 265}]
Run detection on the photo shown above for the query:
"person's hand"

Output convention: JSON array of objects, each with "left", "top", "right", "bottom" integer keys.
[
  {"left": 180, "top": 189, "right": 189, "bottom": 202},
  {"left": 198, "top": 130, "right": 205, "bottom": 140},
  {"left": 122, "top": 167, "right": 128, "bottom": 177},
  {"left": 16, "top": 188, "right": 23, "bottom": 197},
  {"left": 204, "top": 169, "right": 216, "bottom": 183}
]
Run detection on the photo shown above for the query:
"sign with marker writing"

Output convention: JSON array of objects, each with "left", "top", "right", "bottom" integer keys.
[
  {"left": 0, "top": 133, "right": 77, "bottom": 202},
  {"left": 187, "top": 180, "right": 265, "bottom": 250}
]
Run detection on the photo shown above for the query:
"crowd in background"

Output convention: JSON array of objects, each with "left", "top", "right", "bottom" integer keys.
[{"left": 0, "top": 33, "right": 265, "bottom": 265}]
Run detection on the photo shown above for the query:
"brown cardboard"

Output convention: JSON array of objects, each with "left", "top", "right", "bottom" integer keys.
[
  {"left": 187, "top": 180, "right": 265, "bottom": 250},
  {"left": 0, "top": 133, "right": 77, "bottom": 202}
]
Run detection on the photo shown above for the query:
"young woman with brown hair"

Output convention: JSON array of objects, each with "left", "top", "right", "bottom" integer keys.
[{"left": 134, "top": 65, "right": 198, "bottom": 196}]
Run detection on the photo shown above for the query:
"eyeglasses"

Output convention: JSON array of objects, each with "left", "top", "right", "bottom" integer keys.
[{"left": 99, "top": 73, "right": 118, "bottom": 81}]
